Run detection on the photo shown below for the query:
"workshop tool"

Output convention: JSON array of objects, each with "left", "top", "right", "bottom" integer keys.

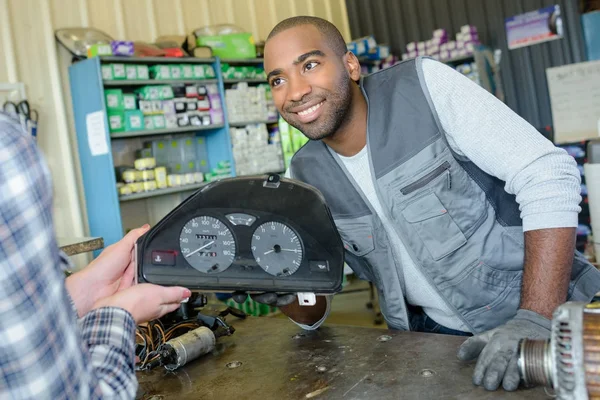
[
  {"left": 518, "top": 302, "right": 600, "bottom": 399},
  {"left": 3, "top": 100, "right": 38, "bottom": 138}
]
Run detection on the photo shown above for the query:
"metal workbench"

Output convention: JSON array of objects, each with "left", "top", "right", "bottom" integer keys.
[{"left": 136, "top": 317, "right": 547, "bottom": 400}]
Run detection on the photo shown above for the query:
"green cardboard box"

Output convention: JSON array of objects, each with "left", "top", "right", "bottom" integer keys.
[
  {"left": 125, "top": 110, "right": 144, "bottom": 131},
  {"left": 105, "top": 89, "right": 124, "bottom": 110},
  {"left": 123, "top": 94, "right": 137, "bottom": 110},
  {"left": 87, "top": 43, "right": 112, "bottom": 58},
  {"left": 196, "top": 33, "right": 257, "bottom": 59},
  {"left": 181, "top": 64, "right": 194, "bottom": 79},
  {"left": 125, "top": 65, "right": 137, "bottom": 80},
  {"left": 153, "top": 115, "right": 166, "bottom": 129},
  {"left": 193, "top": 65, "right": 205, "bottom": 79},
  {"left": 101, "top": 65, "right": 113, "bottom": 80},
  {"left": 136, "top": 65, "right": 149, "bottom": 80},
  {"left": 149, "top": 65, "right": 171, "bottom": 80},
  {"left": 170, "top": 65, "right": 183, "bottom": 80},
  {"left": 111, "top": 64, "right": 126, "bottom": 80},
  {"left": 108, "top": 111, "right": 125, "bottom": 133},
  {"left": 135, "top": 86, "right": 161, "bottom": 100}
]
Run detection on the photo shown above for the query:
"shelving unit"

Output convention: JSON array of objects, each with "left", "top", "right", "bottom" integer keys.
[
  {"left": 104, "top": 79, "right": 218, "bottom": 87},
  {"left": 119, "top": 182, "right": 208, "bottom": 202},
  {"left": 221, "top": 58, "right": 285, "bottom": 177},
  {"left": 110, "top": 124, "right": 225, "bottom": 139},
  {"left": 69, "top": 56, "right": 234, "bottom": 248}
]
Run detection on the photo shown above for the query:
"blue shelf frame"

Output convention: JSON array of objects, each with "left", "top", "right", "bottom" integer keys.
[{"left": 69, "top": 57, "right": 235, "bottom": 251}]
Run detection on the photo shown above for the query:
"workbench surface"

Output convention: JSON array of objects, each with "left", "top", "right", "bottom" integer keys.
[{"left": 136, "top": 317, "right": 547, "bottom": 400}]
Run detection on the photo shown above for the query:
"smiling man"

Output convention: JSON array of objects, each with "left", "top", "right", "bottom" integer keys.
[{"left": 256, "top": 16, "right": 600, "bottom": 392}]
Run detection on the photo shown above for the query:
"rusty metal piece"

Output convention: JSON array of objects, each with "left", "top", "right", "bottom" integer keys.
[{"left": 584, "top": 310, "right": 600, "bottom": 398}]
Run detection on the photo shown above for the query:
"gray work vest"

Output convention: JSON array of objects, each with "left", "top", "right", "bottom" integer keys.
[{"left": 289, "top": 57, "right": 600, "bottom": 333}]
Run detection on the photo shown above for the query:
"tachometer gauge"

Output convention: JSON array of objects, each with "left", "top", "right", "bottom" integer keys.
[
  {"left": 179, "top": 216, "right": 236, "bottom": 273},
  {"left": 251, "top": 221, "right": 303, "bottom": 276}
]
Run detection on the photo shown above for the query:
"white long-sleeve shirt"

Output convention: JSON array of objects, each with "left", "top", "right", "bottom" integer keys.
[{"left": 289, "top": 58, "right": 581, "bottom": 331}]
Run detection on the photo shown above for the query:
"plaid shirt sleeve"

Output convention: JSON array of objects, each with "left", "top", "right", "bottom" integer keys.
[{"left": 0, "top": 115, "right": 138, "bottom": 399}]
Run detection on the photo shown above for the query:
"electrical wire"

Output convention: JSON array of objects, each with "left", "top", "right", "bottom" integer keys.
[{"left": 135, "top": 319, "right": 200, "bottom": 370}]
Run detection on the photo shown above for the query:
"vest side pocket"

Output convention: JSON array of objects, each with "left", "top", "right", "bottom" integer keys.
[
  {"left": 334, "top": 217, "right": 375, "bottom": 257},
  {"left": 402, "top": 192, "right": 467, "bottom": 261},
  {"left": 334, "top": 217, "right": 377, "bottom": 283}
]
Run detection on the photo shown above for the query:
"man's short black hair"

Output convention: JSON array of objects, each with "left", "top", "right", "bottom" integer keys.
[{"left": 266, "top": 16, "right": 348, "bottom": 58}]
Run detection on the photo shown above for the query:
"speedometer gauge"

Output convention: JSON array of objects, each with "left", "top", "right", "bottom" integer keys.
[
  {"left": 179, "top": 216, "right": 236, "bottom": 273},
  {"left": 251, "top": 221, "right": 303, "bottom": 276}
]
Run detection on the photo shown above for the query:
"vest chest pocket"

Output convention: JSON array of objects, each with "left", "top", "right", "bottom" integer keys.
[
  {"left": 402, "top": 193, "right": 467, "bottom": 261},
  {"left": 334, "top": 217, "right": 375, "bottom": 257}
]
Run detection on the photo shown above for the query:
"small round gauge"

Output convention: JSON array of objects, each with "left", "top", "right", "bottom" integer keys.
[
  {"left": 179, "top": 216, "right": 236, "bottom": 273},
  {"left": 251, "top": 221, "right": 303, "bottom": 276}
]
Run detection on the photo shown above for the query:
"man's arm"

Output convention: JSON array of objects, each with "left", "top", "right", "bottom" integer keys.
[
  {"left": 521, "top": 228, "right": 575, "bottom": 318},
  {"left": 0, "top": 115, "right": 137, "bottom": 399},
  {"left": 421, "top": 59, "right": 580, "bottom": 317}
]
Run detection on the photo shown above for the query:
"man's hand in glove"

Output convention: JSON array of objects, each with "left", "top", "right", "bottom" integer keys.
[
  {"left": 457, "top": 309, "right": 551, "bottom": 391},
  {"left": 232, "top": 292, "right": 297, "bottom": 307}
]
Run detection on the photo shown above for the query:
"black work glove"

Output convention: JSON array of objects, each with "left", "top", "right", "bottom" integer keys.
[
  {"left": 232, "top": 291, "right": 297, "bottom": 307},
  {"left": 457, "top": 309, "right": 551, "bottom": 392}
]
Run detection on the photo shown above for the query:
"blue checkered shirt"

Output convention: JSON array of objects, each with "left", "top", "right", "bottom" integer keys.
[{"left": 0, "top": 114, "right": 137, "bottom": 399}]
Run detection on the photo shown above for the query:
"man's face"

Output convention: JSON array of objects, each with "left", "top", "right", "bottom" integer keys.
[{"left": 264, "top": 25, "right": 354, "bottom": 140}]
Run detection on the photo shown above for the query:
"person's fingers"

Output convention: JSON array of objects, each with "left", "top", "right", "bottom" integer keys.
[
  {"left": 502, "top": 356, "right": 520, "bottom": 391},
  {"left": 155, "top": 285, "right": 191, "bottom": 304},
  {"left": 122, "top": 224, "right": 151, "bottom": 247},
  {"left": 251, "top": 292, "right": 278, "bottom": 305},
  {"left": 119, "top": 258, "right": 136, "bottom": 291},
  {"left": 232, "top": 292, "right": 248, "bottom": 304},
  {"left": 483, "top": 351, "right": 511, "bottom": 391},
  {"left": 274, "top": 294, "right": 297, "bottom": 307},
  {"left": 157, "top": 301, "right": 185, "bottom": 319},
  {"left": 457, "top": 335, "right": 487, "bottom": 361},
  {"left": 472, "top": 343, "right": 498, "bottom": 386}
]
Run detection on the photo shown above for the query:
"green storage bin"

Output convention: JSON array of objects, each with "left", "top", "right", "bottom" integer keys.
[{"left": 196, "top": 33, "right": 257, "bottom": 59}]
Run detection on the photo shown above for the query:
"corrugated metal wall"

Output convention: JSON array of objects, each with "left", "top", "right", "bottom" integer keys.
[
  {"left": 345, "top": 0, "right": 586, "bottom": 132},
  {"left": 0, "top": 0, "right": 350, "bottom": 258}
]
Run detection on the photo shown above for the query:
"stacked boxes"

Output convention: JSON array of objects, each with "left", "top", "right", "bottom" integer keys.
[
  {"left": 230, "top": 123, "right": 284, "bottom": 176},
  {"left": 104, "top": 83, "right": 223, "bottom": 133},
  {"left": 221, "top": 64, "right": 266, "bottom": 80},
  {"left": 402, "top": 25, "right": 481, "bottom": 62},
  {"left": 225, "top": 83, "right": 277, "bottom": 123},
  {"left": 148, "top": 64, "right": 215, "bottom": 80},
  {"left": 103, "top": 63, "right": 214, "bottom": 81},
  {"left": 347, "top": 36, "right": 398, "bottom": 75},
  {"left": 102, "top": 63, "right": 149, "bottom": 81}
]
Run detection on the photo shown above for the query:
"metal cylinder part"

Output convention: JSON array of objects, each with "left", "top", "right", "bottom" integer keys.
[
  {"left": 160, "top": 326, "right": 216, "bottom": 371},
  {"left": 518, "top": 339, "right": 553, "bottom": 388}
]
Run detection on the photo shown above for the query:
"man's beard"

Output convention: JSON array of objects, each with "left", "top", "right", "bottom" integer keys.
[{"left": 284, "top": 76, "right": 354, "bottom": 141}]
